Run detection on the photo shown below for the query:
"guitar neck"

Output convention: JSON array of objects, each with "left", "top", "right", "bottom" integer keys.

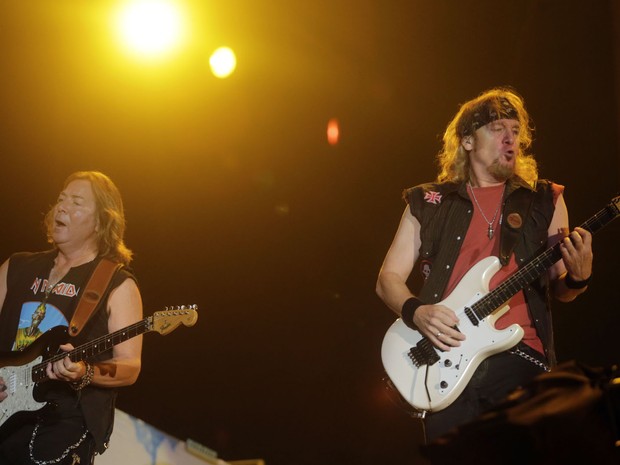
[
  {"left": 32, "top": 315, "right": 155, "bottom": 383},
  {"left": 473, "top": 200, "right": 618, "bottom": 321}
]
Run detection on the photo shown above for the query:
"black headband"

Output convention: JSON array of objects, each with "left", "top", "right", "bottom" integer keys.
[{"left": 458, "top": 97, "right": 519, "bottom": 137}]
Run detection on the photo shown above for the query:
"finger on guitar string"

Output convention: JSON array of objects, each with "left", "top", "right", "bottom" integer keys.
[
  {"left": 560, "top": 227, "right": 593, "bottom": 281},
  {"left": 46, "top": 358, "right": 74, "bottom": 382},
  {"left": 67, "top": 360, "right": 87, "bottom": 381},
  {"left": 436, "top": 330, "right": 463, "bottom": 349},
  {"left": 433, "top": 321, "right": 466, "bottom": 346},
  {"left": 52, "top": 360, "right": 68, "bottom": 381},
  {"left": 46, "top": 361, "right": 60, "bottom": 380},
  {"left": 569, "top": 227, "right": 592, "bottom": 248},
  {"left": 58, "top": 357, "right": 85, "bottom": 382},
  {"left": 49, "top": 342, "right": 85, "bottom": 382},
  {"left": 431, "top": 331, "right": 453, "bottom": 352}
]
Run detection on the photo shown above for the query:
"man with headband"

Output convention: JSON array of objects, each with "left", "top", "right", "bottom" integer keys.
[{"left": 376, "top": 87, "right": 593, "bottom": 442}]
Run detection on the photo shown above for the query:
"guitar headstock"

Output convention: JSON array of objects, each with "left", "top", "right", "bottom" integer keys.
[{"left": 151, "top": 305, "right": 199, "bottom": 335}]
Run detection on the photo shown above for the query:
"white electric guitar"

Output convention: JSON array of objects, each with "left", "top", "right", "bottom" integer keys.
[
  {"left": 0, "top": 306, "right": 198, "bottom": 432},
  {"left": 382, "top": 196, "right": 619, "bottom": 414}
]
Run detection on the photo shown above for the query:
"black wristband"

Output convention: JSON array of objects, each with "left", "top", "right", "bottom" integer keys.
[
  {"left": 401, "top": 297, "right": 424, "bottom": 329},
  {"left": 564, "top": 273, "right": 591, "bottom": 289}
]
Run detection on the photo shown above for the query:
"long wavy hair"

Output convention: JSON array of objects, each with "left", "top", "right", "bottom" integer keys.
[
  {"left": 436, "top": 87, "right": 538, "bottom": 186},
  {"left": 45, "top": 171, "right": 133, "bottom": 265}
]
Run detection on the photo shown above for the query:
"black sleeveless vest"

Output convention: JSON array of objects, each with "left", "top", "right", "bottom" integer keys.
[{"left": 404, "top": 178, "right": 557, "bottom": 365}]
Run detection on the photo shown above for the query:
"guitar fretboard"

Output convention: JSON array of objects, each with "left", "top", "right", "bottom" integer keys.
[
  {"left": 31, "top": 316, "right": 154, "bottom": 383},
  {"left": 470, "top": 200, "right": 618, "bottom": 322}
]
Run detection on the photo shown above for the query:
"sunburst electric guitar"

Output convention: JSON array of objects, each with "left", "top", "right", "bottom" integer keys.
[
  {"left": 0, "top": 305, "right": 198, "bottom": 431},
  {"left": 382, "top": 196, "right": 619, "bottom": 414}
]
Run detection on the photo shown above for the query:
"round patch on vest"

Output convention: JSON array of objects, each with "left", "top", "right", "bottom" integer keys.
[{"left": 507, "top": 213, "right": 523, "bottom": 229}]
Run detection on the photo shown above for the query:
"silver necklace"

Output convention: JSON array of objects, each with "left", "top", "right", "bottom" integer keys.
[{"left": 467, "top": 182, "right": 505, "bottom": 239}]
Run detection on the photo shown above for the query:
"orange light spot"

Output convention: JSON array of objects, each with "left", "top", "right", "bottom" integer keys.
[{"left": 327, "top": 118, "right": 340, "bottom": 146}]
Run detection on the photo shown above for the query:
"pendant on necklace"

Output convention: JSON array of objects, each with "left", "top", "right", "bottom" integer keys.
[{"left": 487, "top": 225, "right": 494, "bottom": 239}]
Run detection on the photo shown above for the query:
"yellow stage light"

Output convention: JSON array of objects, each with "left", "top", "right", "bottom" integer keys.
[
  {"left": 115, "top": 0, "right": 186, "bottom": 59},
  {"left": 209, "top": 47, "right": 237, "bottom": 78}
]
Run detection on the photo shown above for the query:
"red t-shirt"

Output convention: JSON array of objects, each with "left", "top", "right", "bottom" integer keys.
[{"left": 442, "top": 183, "right": 562, "bottom": 354}]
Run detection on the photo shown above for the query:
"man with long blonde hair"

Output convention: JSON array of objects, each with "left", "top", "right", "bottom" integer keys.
[
  {"left": 377, "top": 88, "right": 593, "bottom": 442},
  {"left": 0, "top": 171, "right": 142, "bottom": 464}
]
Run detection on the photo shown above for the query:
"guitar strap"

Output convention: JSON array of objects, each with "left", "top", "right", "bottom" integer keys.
[
  {"left": 69, "top": 258, "right": 122, "bottom": 337},
  {"left": 498, "top": 185, "right": 537, "bottom": 266}
]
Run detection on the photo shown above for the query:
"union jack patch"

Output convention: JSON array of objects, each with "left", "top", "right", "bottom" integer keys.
[{"left": 424, "top": 190, "right": 442, "bottom": 205}]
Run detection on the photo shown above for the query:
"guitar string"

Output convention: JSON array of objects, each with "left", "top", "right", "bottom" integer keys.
[
  {"left": 15, "top": 309, "right": 194, "bottom": 396},
  {"left": 23, "top": 309, "right": 194, "bottom": 382},
  {"left": 469, "top": 205, "right": 611, "bottom": 320},
  {"left": 20, "top": 318, "right": 151, "bottom": 384},
  {"left": 446, "top": 205, "right": 612, "bottom": 329},
  {"left": 471, "top": 253, "right": 552, "bottom": 319},
  {"left": 412, "top": 203, "right": 615, "bottom": 359}
]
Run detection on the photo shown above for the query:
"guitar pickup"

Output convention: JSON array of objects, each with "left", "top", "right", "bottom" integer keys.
[{"left": 464, "top": 306, "right": 479, "bottom": 326}]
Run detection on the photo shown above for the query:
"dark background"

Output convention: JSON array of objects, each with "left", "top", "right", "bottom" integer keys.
[{"left": 1, "top": 1, "right": 619, "bottom": 464}]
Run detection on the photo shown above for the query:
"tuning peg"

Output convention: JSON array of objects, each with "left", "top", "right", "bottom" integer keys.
[{"left": 162, "top": 305, "right": 198, "bottom": 312}]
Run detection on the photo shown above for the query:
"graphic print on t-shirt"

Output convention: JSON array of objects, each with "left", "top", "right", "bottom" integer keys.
[{"left": 12, "top": 302, "right": 68, "bottom": 351}]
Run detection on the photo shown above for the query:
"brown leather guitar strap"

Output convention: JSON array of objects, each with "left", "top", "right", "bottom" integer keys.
[{"left": 69, "top": 258, "right": 122, "bottom": 337}]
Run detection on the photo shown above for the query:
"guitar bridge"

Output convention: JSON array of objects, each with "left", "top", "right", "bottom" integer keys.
[{"left": 408, "top": 338, "right": 440, "bottom": 367}]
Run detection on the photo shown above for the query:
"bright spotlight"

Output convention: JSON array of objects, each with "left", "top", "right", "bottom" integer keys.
[
  {"left": 209, "top": 47, "right": 237, "bottom": 78},
  {"left": 115, "top": 0, "right": 186, "bottom": 59}
]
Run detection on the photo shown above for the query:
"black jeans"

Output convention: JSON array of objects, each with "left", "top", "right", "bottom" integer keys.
[
  {"left": 423, "top": 346, "right": 546, "bottom": 442},
  {"left": 0, "top": 410, "right": 95, "bottom": 465}
]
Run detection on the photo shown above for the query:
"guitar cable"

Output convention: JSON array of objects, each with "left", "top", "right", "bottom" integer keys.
[{"left": 423, "top": 364, "right": 432, "bottom": 410}]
